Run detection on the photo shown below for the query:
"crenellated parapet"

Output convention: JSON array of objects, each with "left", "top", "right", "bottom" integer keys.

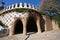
[{"left": 0, "top": 3, "right": 38, "bottom": 14}]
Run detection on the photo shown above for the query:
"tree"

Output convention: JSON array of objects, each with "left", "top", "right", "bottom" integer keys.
[
  {"left": 40, "top": 0, "right": 60, "bottom": 11},
  {"left": 1, "top": 2, "right": 5, "bottom": 9},
  {"left": 0, "top": 2, "right": 5, "bottom": 10},
  {"left": 40, "top": 0, "right": 60, "bottom": 16}
]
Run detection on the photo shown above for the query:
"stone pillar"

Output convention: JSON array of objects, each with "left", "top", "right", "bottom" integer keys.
[
  {"left": 36, "top": 17, "right": 41, "bottom": 33},
  {"left": 43, "top": 15, "right": 53, "bottom": 31},
  {"left": 22, "top": 18, "right": 27, "bottom": 35},
  {"left": 9, "top": 25, "right": 14, "bottom": 36},
  {"left": 42, "top": 15, "right": 46, "bottom": 31},
  {"left": 9, "top": 19, "right": 16, "bottom": 36}
]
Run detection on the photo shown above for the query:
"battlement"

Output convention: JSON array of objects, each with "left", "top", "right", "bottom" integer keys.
[{"left": 0, "top": 3, "right": 38, "bottom": 14}]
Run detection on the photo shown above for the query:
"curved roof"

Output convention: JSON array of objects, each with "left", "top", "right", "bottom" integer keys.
[{"left": 0, "top": 3, "right": 39, "bottom": 14}]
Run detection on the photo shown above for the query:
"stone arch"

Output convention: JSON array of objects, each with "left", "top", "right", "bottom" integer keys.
[
  {"left": 26, "top": 16, "right": 38, "bottom": 33},
  {"left": 14, "top": 19, "right": 23, "bottom": 35}
]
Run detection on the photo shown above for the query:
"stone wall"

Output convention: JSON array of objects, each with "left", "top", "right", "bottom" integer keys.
[
  {"left": 52, "top": 20, "right": 59, "bottom": 30},
  {"left": 43, "top": 15, "right": 53, "bottom": 31},
  {"left": 43, "top": 15, "right": 59, "bottom": 31},
  {"left": 0, "top": 12, "right": 29, "bottom": 28}
]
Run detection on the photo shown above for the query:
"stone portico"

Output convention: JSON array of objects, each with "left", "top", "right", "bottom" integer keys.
[
  {"left": 0, "top": 3, "right": 59, "bottom": 36},
  {"left": 9, "top": 13, "right": 41, "bottom": 35}
]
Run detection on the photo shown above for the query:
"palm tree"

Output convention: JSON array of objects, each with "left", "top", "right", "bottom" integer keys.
[
  {"left": 1, "top": 2, "right": 5, "bottom": 9},
  {"left": 2, "top": 2, "right": 5, "bottom": 6}
]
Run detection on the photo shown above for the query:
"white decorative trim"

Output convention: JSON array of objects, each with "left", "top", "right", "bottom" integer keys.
[{"left": 0, "top": 3, "right": 38, "bottom": 14}]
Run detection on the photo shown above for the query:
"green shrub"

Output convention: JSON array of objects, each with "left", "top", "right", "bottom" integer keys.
[
  {"left": 51, "top": 14, "right": 60, "bottom": 28},
  {"left": 0, "top": 20, "right": 8, "bottom": 28}
]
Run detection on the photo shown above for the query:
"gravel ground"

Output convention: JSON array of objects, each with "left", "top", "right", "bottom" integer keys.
[{"left": 0, "top": 30, "right": 60, "bottom": 40}]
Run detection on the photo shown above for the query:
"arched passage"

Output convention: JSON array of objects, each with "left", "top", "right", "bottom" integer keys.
[
  {"left": 40, "top": 16, "right": 45, "bottom": 32},
  {"left": 14, "top": 19, "right": 23, "bottom": 35},
  {"left": 27, "top": 16, "right": 38, "bottom": 33}
]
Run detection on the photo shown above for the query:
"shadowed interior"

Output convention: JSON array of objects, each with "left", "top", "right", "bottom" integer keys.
[
  {"left": 27, "top": 17, "right": 38, "bottom": 33},
  {"left": 14, "top": 19, "right": 23, "bottom": 34}
]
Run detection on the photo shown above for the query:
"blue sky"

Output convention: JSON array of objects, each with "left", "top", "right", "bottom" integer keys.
[{"left": 0, "top": 0, "right": 42, "bottom": 8}]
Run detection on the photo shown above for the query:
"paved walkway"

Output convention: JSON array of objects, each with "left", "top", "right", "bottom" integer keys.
[{"left": 0, "top": 30, "right": 60, "bottom": 40}]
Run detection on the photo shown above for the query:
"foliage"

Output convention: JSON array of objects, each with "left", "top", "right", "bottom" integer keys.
[
  {"left": 15, "top": 8, "right": 33, "bottom": 13},
  {"left": 50, "top": 14, "right": 60, "bottom": 28},
  {"left": 40, "top": 0, "right": 59, "bottom": 11},
  {"left": 0, "top": 20, "right": 8, "bottom": 28},
  {"left": 39, "top": 11, "right": 47, "bottom": 15},
  {"left": 3, "top": 25, "right": 8, "bottom": 28},
  {"left": 54, "top": 0, "right": 59, "bottom": 3},
  {"left": 40, "top": 7, "right": 60, "bottom": 28},
  {"left": 1, "top": 2, "right": 5, "bottom": 6}
]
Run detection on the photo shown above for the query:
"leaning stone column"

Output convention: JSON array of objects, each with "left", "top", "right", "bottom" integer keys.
[
  {"left": 43, "top": 15, "right": 53, "bottom": 31},
  {"left": 22, "top": 18, "right": 27, "bottom": 35},
  {"left": 9, "top": 25, "right": 14, "bottom": 36},
  {"left": 9, "top": 19, "right": 16, "bottom": 36},
  {"left": 36, "top": 16, "right": 41, "bottom": 33}
]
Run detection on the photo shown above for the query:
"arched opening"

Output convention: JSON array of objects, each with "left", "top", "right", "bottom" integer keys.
[
  {"left": 40, "top": 15, "right": 45, "bottom": 32},
  {"left": 27, "top": 16, "right": 38, "bottom": 33},
  {"left": 14, "top": 19, "right": 23, "bottom": 35}
]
